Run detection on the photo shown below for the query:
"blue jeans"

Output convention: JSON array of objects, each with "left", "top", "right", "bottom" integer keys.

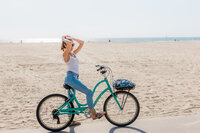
[{"left": 64, "top": 71, "right": 94, "bottom": 109}]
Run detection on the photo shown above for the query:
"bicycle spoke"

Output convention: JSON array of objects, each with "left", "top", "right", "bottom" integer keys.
[
  {"left": 121, "top": 93, "right": 129, "bottom": 109},
  {"left": 104, "top": 91, "right": 140, "bottom": 126},
  {"left": 36, "top": 94, "right": 74, "bottom": 132}
]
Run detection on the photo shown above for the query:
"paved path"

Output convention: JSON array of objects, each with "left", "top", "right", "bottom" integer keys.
[{"left": 1, "top": 115, "right": 200, "bottom": 133}]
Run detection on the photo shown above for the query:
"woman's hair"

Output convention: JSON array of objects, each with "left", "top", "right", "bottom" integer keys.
[
  {"left": 61, "top": 39, "right": 73, "bottom": 51},
  {"left": 61, "top": 41, "right": 66, "bottom": 51}
]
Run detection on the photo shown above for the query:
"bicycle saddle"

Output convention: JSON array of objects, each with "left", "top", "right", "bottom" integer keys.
[{"left": 63, "top": 84, "right": 73, "bottom": 90}]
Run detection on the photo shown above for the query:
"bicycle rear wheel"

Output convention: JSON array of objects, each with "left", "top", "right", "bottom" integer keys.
[
  {"left": 36, "top": 94, "right": 74, "bottom": 132},
  {"left": 104, "top": 91, "right": 140, "bottom": 127}
]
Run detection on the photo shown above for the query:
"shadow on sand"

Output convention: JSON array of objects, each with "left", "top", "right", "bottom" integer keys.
[
  {"left": 48, "top": 126, "right": 76, "bottom": 133},
  {"left": 47, "top": 126, "right": 146, "bottom": 133},
  {"left": 109, "top": 126, "right": 146, "bottom": 133},
  {"left": 47, "top": 125, "right": 146, "bottom": 133}
]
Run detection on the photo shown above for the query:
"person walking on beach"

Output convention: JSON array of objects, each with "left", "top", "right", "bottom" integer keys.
[{"left": 61, "top": 35, "right": 106, "bottom": 126}]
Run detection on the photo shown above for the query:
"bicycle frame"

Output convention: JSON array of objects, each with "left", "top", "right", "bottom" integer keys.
[{"left": 55, "top": 77, "right": 122, "bottom": 115}]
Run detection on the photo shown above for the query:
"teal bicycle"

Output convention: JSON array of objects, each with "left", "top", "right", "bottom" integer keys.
[{"left": 36, "top": 65, "right": 140, "bottom": 132}]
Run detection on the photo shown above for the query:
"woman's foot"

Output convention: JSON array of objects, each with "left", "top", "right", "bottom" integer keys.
[
  {"left": 92, "top": 112, "right": 106, "bottom": 120},
  {"left": 69, "top": 121, "right": 81, "bottom": 126}
]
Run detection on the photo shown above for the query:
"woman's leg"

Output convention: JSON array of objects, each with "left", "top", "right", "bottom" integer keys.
[
  {"left": 67, "top": 77, "right": 94, "bottom": 109},
  {"left": 67, "top": 88, "right": 76, "bottom": 103},
  {"left": 65, "top": 72, "right": 105, "bottom": 119},
  {"left": 65, "top": 74, "right": 81, "bottom": 126}
]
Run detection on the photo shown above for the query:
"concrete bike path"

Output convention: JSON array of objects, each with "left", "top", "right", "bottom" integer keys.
[{"left": 1, "top": 115, "right": 200, "bottom": 133}]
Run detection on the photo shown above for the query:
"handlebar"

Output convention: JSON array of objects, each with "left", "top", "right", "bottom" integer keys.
[
  {"left": 95, "top": 64, "right": 114, "bottom": 87},
  {"left": 95, "top": 65, "right": 101, "bottom": 67},
  {"left": 95, "top": 64, "right": 108, "bottom": 75},
  {"left": 96, "top": 65, "right": 105, "bottom": 71},
  {"left": 95, "top": 64, "right": 115, "bottom": 92}
]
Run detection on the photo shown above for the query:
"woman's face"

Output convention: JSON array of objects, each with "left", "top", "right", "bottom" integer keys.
[
  {"left": 66, "top": 40, "right": 74, "bottom": 51},
  {"left": 70, "top": 43, "right": 74, "bottom": 51}
]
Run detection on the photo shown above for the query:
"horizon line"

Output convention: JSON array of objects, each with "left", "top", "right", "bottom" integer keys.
[{"left": 1, "top": 36, "right": 200, "bottom": 40}]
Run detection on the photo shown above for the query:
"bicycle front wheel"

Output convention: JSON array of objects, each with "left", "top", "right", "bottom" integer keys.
[
  {"left": 36, "top": 94, "right": 74, "bottom": 132},
  {"left": 104, "top": 91, "right": 140, "bottom": 127}
]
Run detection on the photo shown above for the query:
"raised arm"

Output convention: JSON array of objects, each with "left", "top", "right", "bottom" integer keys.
[
  {"left": 65, "top": 35, "right": 84, "bottom": 54},
  {"left": 62, "top": 39, "right": 73, "bottom": 63}
]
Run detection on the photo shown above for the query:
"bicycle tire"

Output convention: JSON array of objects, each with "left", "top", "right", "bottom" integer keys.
[
  {"left": 103, "top": 91, "right": 140, "bottom": 127},
  {"left": 36, "top": 94, "right": 74, "bottom": 132}
]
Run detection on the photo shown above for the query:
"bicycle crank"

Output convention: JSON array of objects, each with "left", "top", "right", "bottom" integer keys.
[{"left": 84, "top": 108, "right": 91, "bottom": 118}]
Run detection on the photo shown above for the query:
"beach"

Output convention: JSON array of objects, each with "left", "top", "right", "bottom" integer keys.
[{"left": 0, "top": 41, "right": 200, "bottom": 130}]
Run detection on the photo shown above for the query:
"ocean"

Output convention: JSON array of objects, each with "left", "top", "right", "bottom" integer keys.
[
  {"left": 90, "top": 37, "right": 200, "bottom": 42},
  {"left": 0, "top": 37, "right": 200, "bottom": 43}
]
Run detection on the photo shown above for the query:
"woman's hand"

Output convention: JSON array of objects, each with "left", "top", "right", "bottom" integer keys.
[
  {"left": 62, "top": 36, "right": 68, "bottom": 41},
  {"left": 62, "top": 35, "right": 71, "bottom": 40},
  {"left": 65, "top": 35, "right": 73, "bottom": 40},
  {"left": 66, "top": 35, "right": 71, "bottom": 37},
  {"left": 62, "top": 35, "right": 71, "bottom": 39}
]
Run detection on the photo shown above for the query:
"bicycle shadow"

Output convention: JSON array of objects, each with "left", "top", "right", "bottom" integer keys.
[
  {"left": 47, "top": 125, "right": 146, "bottom": 133},
  {"left": 47, "top": 126, "right": 76, "bottom": 133},
  {"left": 109, "top": 126, "right": 146, "bottom": 133}
]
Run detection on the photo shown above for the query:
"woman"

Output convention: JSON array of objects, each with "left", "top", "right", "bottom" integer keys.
[{"left": 61, "top": 35, "right": 106, "bottom": 126}]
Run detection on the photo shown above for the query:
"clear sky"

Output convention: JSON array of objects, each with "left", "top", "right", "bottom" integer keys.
[{"left": 0, "top": 0, "right": 200, "bottom": 39}]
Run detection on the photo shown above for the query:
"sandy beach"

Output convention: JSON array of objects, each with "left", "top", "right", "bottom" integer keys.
[{"left": 0, "top": 41, "right": 200, "bottom": 130}]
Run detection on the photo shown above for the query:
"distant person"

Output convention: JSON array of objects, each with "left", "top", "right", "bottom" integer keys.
[
  {"left": 61, "top": 35, "right": 106, "bottom": 126},
  {"left": 109, "top": 39, "right": 111, "bottom": 42}
]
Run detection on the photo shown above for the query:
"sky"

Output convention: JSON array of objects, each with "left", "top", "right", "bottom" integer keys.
[{"left": 0, "top": 0, "right": 200, "bottom": 40}]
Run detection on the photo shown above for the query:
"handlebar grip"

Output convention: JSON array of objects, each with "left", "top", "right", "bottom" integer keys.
[
  {"left": 97, "top": 68, "right": 101, "bottom": 71},
  {"left": 97, "top": 66, "right": 105, "bottom": 71},
  {"left": 95, "top": 64, "right": 101, "bottom": 67}
]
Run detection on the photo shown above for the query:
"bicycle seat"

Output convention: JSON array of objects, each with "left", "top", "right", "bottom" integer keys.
[{"left": 63, "top": 84, "right": 73, "bottom": 90}]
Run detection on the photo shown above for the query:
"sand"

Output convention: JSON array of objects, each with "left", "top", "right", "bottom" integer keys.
[{"left": 0, "top": 41, "right": 200, "bottom": 130}]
